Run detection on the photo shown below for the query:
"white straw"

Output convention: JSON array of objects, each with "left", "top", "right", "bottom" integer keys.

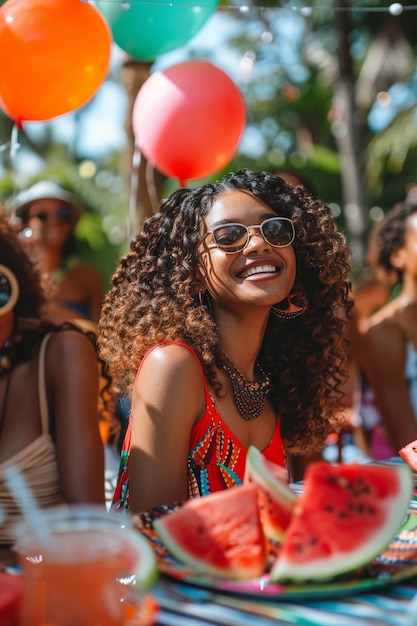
[{"left": 3, "top": 464, "right": 52, "bottom": 547}]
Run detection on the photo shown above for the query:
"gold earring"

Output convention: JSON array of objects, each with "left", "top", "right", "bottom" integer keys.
[
  {"left": 0, "top": 265, "right": 19, "bottom": 316},
  {"left": 198, "top": 291, "right": 214, "bottom": 318}
]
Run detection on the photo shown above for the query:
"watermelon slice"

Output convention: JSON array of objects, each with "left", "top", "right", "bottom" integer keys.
[
  {"left": 153, "top": 484, "right": 267, "bottom": 580},
  {"left": 0, "top": 573, "right": 23, "bottom": 626},
  {"left": 270, "top": 461, "right": 412, "bottom": 582},
  {"left": 399, "top": 439, "right": 417, "bottom": 472},
  {"left": 244, "top": 445, "right": 296, "bottom": 543}
]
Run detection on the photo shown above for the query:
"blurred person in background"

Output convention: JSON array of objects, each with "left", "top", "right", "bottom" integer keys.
[
  {"left": 10, "top": 181, "right": 121, "bottom": 451},
  {"left": 11, "top": 180, "right": 103, "bottom": 327},
  {"left": 0, "top": 220, "right": 109, "bottom": 562},
  {"left": 273, "top": 168, "right": 319, "bottom": 198},
  {"left": 328, "top": 264, "right": 392, "bottom": 462},
  {"left": 358, "top": 200, "right": 417, "bottom": 458}
]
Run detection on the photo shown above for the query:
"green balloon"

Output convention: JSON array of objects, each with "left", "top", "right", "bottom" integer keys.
[{"left": 95, "top": 0, "right": 218, "bottom": 62}]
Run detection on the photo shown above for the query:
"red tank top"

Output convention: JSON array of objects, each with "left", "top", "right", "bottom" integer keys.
[{"left": 111, "top": 342, "right": 286, "bottom": 510}]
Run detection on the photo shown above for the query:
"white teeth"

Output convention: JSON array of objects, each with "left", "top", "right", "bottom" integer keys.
[{"left": 241, "top": 265, "right": 276, "bottom": 278}]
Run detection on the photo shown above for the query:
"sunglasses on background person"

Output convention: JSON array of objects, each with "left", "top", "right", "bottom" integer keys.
[
  {"left": 0, "top": 265, "right": 19, "bottom": 316},
  {"left": 207, "top": 217, "right": 295, "bottom": 254},
  {"left": 31, "top": 206, "right": 73, "bottom": 224}
]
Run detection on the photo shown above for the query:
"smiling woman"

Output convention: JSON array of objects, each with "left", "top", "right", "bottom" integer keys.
[{"left": 98, "top": 169, "right": 352, "bottom": 520}]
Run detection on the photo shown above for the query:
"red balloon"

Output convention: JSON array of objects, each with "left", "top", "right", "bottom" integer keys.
[
  {"left": 0, "top": 0, "right": 112, "bottom": 124},
  {"left": 132, "top": 60, "right": 246, "bottom": 185}
]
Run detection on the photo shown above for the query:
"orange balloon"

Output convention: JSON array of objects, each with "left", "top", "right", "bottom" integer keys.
[{"left": 0, "top": 0, "right": 112, "bottom": 124}]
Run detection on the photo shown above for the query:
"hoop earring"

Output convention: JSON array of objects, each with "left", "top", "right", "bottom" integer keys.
[
  {"left": 199, "top": 291, "right": 214, "bottom": 318},
  {"left": 0, "top": 265, "right": 19, "bottom": 316},
  {"left": 271, "top": 295, "right": 304, "bottom": 320}
]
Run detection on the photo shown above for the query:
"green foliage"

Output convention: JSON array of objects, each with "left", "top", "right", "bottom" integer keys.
[{"left": 0, "top": 156, "right": 127, "bottom": 287}]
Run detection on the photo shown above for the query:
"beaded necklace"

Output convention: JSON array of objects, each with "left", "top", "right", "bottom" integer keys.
[{"left": 221, "top": 351, "right": 270, "bottom": 421}]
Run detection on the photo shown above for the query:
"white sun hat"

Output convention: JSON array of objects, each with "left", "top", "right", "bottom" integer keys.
[{"left": 12, "top": 181, "right": 84, "bottom": 226}]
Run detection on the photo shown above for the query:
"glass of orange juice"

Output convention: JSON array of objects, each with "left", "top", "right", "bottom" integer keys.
[{"left": 15, "top": 505, "right": 158, "bottom": 626}]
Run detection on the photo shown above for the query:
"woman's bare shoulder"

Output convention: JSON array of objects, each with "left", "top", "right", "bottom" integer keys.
[
  {"left": 140, "top": 343, "right": 203, "bottom": 376},
  {"left": 367, "top": 296, "right": 406, "bottom": 327},
  {"left": 44, "top": 328, "right": 97, "bottom": 363},
  {"left": 134, "top": 343, "right": 207, "bottom": 420},
  {"left": 361, "top": 318, "right": 408, "bottom": 368}
]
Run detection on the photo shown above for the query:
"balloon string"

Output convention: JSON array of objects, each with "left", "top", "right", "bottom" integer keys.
[
  {"left": 10, "top": 124, "right": 21, "bottom": 166},
  {"left": 0, "top": 125, "right": 23, "bottom": 226},
  {"left": 128, "top": 143, "right": 141, "bottom": 240},
  {"left": 0, "top": 125, "right": 21, "bottom": 164},
  {"left": 145, "top": 159, "right": 160, "bottom": 214}
]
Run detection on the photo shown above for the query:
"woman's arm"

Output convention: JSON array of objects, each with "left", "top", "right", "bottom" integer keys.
[
  {"left": 128, "top": 344, "right": 206, "bottom": 514},
  {"left": 47, "top": 330, "right": 105, "bottom": 504},
  {"left": 360, "top": 323, "right": 417, "bottom": 452}
]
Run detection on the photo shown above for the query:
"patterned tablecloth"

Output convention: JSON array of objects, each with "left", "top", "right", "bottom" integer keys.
[{"left": 152, "top": 578, "right": 417, "bottom": 626}]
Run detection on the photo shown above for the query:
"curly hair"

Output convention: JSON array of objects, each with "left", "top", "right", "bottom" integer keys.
[
  {"left": 0, "top": 222, "right": 113, "bottom": 423},
  {"left": 370, "top": 201, "right": 417, "bottom": 284},
  {"left": 99, "top": 169, "right": 352, "bottom": 452}
]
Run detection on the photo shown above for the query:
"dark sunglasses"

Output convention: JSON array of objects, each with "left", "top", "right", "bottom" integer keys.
[
  {"left": 33, "top": 206, "right": 72, "bottom": 223},
  {"left": 208, "top": 217, "right": 295, "bottom": 254},
  {"left": 0, "top": 265, "right": 19, "bottom": 316}
]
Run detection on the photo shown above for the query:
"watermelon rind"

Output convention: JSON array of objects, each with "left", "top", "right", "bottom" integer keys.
[
  {"left": 245, "top": 445, "right": 296, "bottom": 542},
  {"left": 153, "top": 484, "right": 266, "bottom": 580},
  {"left": 246, "top": 445, "right": 296, "bottom": 505},
  {"left": 270, "top": 462, "right": 413, "bottom": 582},
  {"left": 126, "top": 530, "right": 159, "bottom": 589}
]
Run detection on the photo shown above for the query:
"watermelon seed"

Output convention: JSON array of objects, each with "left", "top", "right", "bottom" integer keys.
[{"left": 337, "top": 477, "right": 349, "bottom": 488}]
